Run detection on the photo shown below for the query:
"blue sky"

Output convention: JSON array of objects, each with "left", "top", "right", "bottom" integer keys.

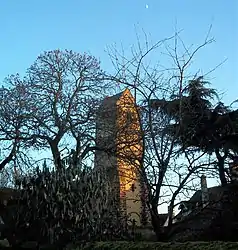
[{"left": 0, "top": 0, "right": 237, "bottom": 104}]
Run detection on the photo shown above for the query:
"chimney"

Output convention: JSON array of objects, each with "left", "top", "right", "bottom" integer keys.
[{"left": 201, "top": 175, "right": 209, "bottom": 207}]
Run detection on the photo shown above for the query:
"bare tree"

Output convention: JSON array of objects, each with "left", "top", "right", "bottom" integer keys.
[
  {"left": 0, "top": 77, "right": 37, "bottom": 182},
  {"left": 0, "top": 83, "right": 21, "bottom": 171},
  {"left": 4, "top": 50, "right": 111, "bottom": 171},
  {"left": 107, "top": 29, "right": 219, "bottom": 238}
]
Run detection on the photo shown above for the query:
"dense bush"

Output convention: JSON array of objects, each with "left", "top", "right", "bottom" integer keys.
[
  {"left": 66, "top": 241, "right": 238, "bottom": 250},
  {"left": 10, "top": 165, "right": 132, "bottom": 247}
]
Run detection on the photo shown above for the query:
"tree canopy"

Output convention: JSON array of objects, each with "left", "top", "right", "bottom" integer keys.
[{"left": 149, "top": 76, "right": 238, "bottom": 185}]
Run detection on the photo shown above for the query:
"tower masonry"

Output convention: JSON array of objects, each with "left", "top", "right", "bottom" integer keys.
[{"left": 95, "top": 89, "right": 150, "bottom": 226}]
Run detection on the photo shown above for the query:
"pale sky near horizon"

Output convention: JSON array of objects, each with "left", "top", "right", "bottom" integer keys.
[{"left": 0, "top": 1, "right": 237, "bottom": 211}]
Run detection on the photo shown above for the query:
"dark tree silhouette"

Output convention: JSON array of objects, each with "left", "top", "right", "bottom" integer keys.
[{"left": 150, "top": 76, "right": 238, "bottom": 186}]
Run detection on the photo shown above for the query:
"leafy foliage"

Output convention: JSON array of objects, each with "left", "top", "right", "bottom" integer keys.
[{"left": 150, "top": 76, "right": 238, "bottom": 154}]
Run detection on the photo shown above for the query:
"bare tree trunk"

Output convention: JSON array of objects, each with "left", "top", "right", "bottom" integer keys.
[
  {"left": 150, "top": 203, "right": 167, "bottom": 241},
  {"left": 215, "top": 149, "right": 228, "bottom": 186},
  {"left": 49, "top": 141, "right": 62, "bottom": 170},
  {"left": 73, "top": 139, "right": 81, "bottom": 170},
  {"left": 150, "top": 203, "right": 161, "bottom": 238},
  {"left": 0, "top": 141, "right": 18, "bottom": 171}
]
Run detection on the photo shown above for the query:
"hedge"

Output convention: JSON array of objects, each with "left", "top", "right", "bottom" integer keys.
[{"left": 67, "top": 241, "right": 238, "bottom": 250}]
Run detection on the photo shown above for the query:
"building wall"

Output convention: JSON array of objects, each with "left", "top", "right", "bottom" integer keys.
[
  {"left": 125, "top": 182, "right": 142, "bottom": 226},
  {"left": 95, "top": 89, "right": 150, "bottom": 226}
]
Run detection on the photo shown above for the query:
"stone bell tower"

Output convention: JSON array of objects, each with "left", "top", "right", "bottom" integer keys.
[{"left": 95, "top": 89, "right": 150, "bottom": 226}]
